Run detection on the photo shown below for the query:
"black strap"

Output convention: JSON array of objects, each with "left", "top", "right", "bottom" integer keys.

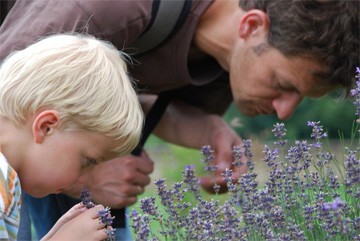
[
  {"left": 111, "top": 89, "right": 179, "bottom": 227},
  {"left": 131, "top": 91, "right": 174, "bottom": 155},
  {"left": 110, "top": 0, "right": 192, "bottom": 228}
]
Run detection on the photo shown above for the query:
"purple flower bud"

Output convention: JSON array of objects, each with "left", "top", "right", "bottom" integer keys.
[
  {"left": 272, "top": 122, "right": 287, "bottom": 146},
  {"left": 330, "top": 197, "right": 345, "bottom": 211},
  {"left": 98, "top": 207, "right": 114, "bottom": 226},
  {"left": 201, "top": 145, "right": 215, "bottom": 163},
  {"left": 140, "top": 197, "right": 158, "bottom": 216},
  {"left": 351, "top": 67, "right": 360, "bottom": 117},
  {"left": 232, "top": 145, "right": 244, "bottom": 167},
  {"left": 80, "top": 188, "right": 95, "bottom": 209},
  {"left": 307, "top": 121, "right": 327, "bottom": 148}
]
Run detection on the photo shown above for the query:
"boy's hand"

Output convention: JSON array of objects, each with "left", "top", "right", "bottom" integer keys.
[{"left": 41, "top": 204, "right": 108, "bottom": 241}]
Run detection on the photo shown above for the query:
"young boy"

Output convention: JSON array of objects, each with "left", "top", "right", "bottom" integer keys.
[{"left": 0, "top": 33, "right": 144, "bottom": 240}]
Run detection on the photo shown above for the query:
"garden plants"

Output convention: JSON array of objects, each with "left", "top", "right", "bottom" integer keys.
[{"left": 129, "top": 68, "right": 360, "bottom": 241}]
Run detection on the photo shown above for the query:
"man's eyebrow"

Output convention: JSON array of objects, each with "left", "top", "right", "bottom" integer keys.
[{"left": 279, "top": 78, "right": 300, "bottom": 93}]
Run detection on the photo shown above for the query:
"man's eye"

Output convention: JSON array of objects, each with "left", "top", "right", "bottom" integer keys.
[
  {"left": 276, "top": 82, "right": 296, "bottom": 93},
  {"left": 86, "top": 158, "right": 98, "bottom": 167}
]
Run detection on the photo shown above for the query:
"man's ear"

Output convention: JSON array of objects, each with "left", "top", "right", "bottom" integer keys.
[
  {"left": 238, "top": 10, "right": 269, "bottom": 39},
  {"left": 32, "top": 110, "right": 60, "bottom": 143}
]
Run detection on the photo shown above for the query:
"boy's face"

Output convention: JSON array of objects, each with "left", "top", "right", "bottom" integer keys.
[{"left": 19, "top": 129, "right": 120, "bottom": 197}]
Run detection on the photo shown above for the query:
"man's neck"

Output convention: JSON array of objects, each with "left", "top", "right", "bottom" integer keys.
[{"left": 194, "top": 0, "right": 242, "bottom": 71}]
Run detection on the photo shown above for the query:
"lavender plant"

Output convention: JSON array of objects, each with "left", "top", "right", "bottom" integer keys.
[
  {"left": 129, "top": 69, "right": 360, "bottom": 240},
  {"left": 80, "top": 188, "right": 116, "bottom": 241}
]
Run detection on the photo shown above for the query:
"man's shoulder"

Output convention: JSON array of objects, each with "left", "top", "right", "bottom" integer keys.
[{"left": 74, "top": 0, "right": 153, "bottom": 21}]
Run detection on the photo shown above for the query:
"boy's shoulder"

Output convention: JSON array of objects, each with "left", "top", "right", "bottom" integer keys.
[{"left": 0, "top": 153, "right": 21, "bottom": 240}]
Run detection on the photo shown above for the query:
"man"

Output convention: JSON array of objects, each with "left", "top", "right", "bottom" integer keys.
[{"left": 0, "top": 0, "right": 358, "bottom": 240}]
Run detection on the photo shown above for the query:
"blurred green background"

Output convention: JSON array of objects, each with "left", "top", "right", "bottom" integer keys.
[
  {"left": 224, "top": 94, "right": 356, "bottom": 141},
  {"left": 134, "top": 93, "right": 357, "bottom": 194}
]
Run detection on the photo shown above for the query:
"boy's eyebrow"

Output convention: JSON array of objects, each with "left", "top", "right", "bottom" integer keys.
[{"left": 100, "top": 151, "right": 119, "bottom": 162}]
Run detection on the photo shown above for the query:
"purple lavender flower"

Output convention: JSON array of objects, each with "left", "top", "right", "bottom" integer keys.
[
  {"left": 140, "top": 197, "right": 158, "bottom": 216},
  {"left": 222, "top": 168, "right": 239, "bottom": 194},
  {"left": 323, "top": 197, "right": 345, "bottom": 211},
  {"left": 239, "top": 172, "right": 258, "bottom": 194},
  {"left": 269, "top": 206, "right": 286, "bottom": 229},
  {"left": 171, "top": 182, "right": 187, "bottom": 207},
  {"left": 307, "top": 121, "right": 327, "bottom": 148},
  {"left": 316, "top": 151, "right": 335, "bottom": 167},
  {"left": 344, "top": 147, "right": 360, "bottom": 186},
  {"left": 129, "top": 210, "right": 151, "bottom": 241},
  {"left": 262, "top": 145, "right": 279, "bottom": 168},
  {"left": 232, "top": 145, "right": 244, "bottom": 167},
  {"left": 326, "top": 168, "right": 340, "bottom": 190},
  {"left": 104, "top": 228, "right": 116, "bottom": 241},
  {"left": 80, "top": 188, "right": 116, "bottom": 241},
  {"left": 243, "top": 139, "right": 253, "bottom": 160},
  {"left": 80, "top": 188, "right": 95, "bottom": 209},
  {"left": 285, "top": 140, "right": 312, "bottom": 171},
  {"left": 350, "top": 67, "right": 360, "bottom": 118},
  {"left": 182, "top": 165, "right": 200, "bottom": 197},
  {"left": 321, "top": 197, "right": 352, "bottom": 236},
  {"left": 185, "top": 199, "right": 221, "bottom": 240},
  {"left": 257, "top": 188, "right": 274, "bottom": 211},
  {"left": 222, "top": 168, "right": 233, "bottom": 184},
  {"left": 220, "top": 201, "right": 243, "bottom": 239},
  {"left": 243, "top": 139, "right": 254, "bottom": 171},
  {"left": 154, "top": 178, "right": 171, "bottom": 207},
  {"left": 98, "top": 207, "right": 114, "bottom": 226},
  {"left": 304, "top": 204, "right": 316, "bottom": 230},
  {"left": 272, "top": 122, "right": 287, "bottom": 146},
  {"left": 201, "top": 145, "right": 214, "bottom": 163},
  {"left": 201, "top": 145, "right": 218, "bottom": 172}
]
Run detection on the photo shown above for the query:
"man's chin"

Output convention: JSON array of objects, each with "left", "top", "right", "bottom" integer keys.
[
  {"left": 238, "top": 108, "right": 259, "bottom": 117},
  {"left": 234, "top": 103, "right": 259, "bottom": 117}
]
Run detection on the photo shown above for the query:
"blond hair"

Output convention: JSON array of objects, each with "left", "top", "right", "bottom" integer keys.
[{"left": 0, "top": 34, "right": 143, "bottom": 156}]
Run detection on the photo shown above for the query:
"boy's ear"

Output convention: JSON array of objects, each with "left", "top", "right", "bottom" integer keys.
[
  {"left": 238, "top": 10, "right": 269, "bottom": 39},
  {"left": 32, "top": 110, "right": 60, "bottom": 143}
]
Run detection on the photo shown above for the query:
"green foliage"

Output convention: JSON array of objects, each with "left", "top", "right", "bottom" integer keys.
[{"left": 224, "top": 95, "right": 355, "bottom": 140}]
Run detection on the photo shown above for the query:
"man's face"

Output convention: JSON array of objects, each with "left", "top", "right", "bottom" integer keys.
[{"left": 229, "top": 43, "right": 334, "bottom": 120}]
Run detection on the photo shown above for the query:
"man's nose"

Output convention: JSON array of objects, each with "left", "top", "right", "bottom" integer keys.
[{"left": 272, "top": 93, "right": 303, "bottom": 120}]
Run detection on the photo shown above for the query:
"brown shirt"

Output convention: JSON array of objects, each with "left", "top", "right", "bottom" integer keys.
[{"left": 0, "top": 0, "right": 232, "bottom": 114}]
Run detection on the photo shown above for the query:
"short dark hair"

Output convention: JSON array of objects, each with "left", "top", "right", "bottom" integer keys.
[{"left": 240, "top": 0, "right": 359, "bottom": 94}]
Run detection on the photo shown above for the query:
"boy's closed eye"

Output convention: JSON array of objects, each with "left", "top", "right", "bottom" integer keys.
[{"left": 84, "top": 158, "right": 98, "bottom": 168}]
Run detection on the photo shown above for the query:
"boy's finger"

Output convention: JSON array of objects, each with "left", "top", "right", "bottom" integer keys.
[{"left": 88, "top": 204, "right": 105, "bottom": 219}]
